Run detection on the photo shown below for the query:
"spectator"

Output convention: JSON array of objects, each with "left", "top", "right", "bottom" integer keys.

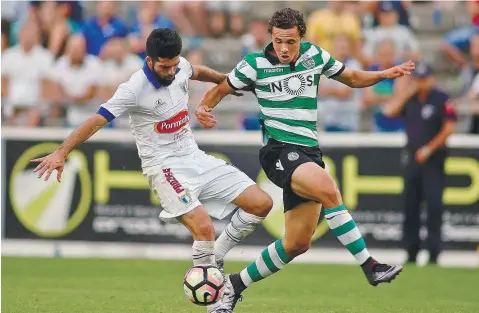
[
  {"left": 163, "top": 1, "right": 208, "bottom": 37},
  {"left": 458, "top": 34, "right": 479, "bottom": 96},
  {"left": 306, "top": 1, "right": 362, "bottom": 55},
  {"left": 185, "top": 49, "right": 217, "bottom": 129},
  {"left": 128, "top": 1, "right": 175, "bottom": 60},
  {"left": 2, "top": 19, "right": 11, "bottom": 53},
  {"left": 98, "top": 38, "right": 143, "bottom": 101},
  {"left": 240, "top": 17, "right": 269, "bottom": 57},
  {"left": 30, "top": 1, "right": 82, "bottom": 58},
  {"left": 361, "top": 1, "right": 412, "bottom": 29},
  {"left": 48, "top": 35, "right": 102, "bottom": 127},
  {"left": 318, "top": 35, "right": 362, "bottom": 132},
  {"left": 1, "top": 22, "right": 52, "bottom": 127},
  {"left": 440, "top": 1, "right": 479, "bottom": 68},
  {"left": 456, "top": 35, "right": 479, "bottom": 134},
  {"left": 362, "top": 39, "right": 405, "bottom": 132},
  {"left": 207, "top": 1, "right": 249, "bottom": 37},
  {"left": 82, "top": 1, "right": 128, "bottom": 57},
  {"left": 363, "top": 1, "right": 419, "bottom": 65},
  {"left": 459, "top": 73, "right": 479, "bottom": 134},
  {"left": 1, "top": 1, "right": 29, "bottom": 47}
]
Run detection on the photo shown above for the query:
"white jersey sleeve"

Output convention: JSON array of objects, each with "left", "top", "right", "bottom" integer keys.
[
  {"left": 179, "top": 56, "right": 194, "bottom": 79},
  {"left": 98, "top": 83, "right": 137, "bottom": 121}
]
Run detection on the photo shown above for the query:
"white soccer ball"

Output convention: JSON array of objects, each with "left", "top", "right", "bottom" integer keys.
[{"left": 183, "top": 265, "right": 226, "bottom": 306}]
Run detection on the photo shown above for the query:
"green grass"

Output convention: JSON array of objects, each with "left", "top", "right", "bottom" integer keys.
[{"left": 2, "top": 257, "right": 478, "bottom": 313}]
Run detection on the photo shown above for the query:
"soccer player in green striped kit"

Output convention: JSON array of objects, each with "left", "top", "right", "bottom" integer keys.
[{"left": 197, "top": 8, "right": 415, "bottom": 312}]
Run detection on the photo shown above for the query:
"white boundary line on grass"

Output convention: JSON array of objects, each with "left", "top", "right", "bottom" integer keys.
[{"left": 2, "top": 239, "right": 478, "bottom": 268}]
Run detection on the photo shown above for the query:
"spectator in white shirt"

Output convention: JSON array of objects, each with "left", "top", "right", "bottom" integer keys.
[
  {"left": 318, "top": 34, "right": 363, "bottom": 132},
  {"left": 1, "top": 21, "right": 53, "bottom": 127},
  {"left": 363, "top": 1, "right": 420, "bottom": 66},
  {"left": 49, "top": 35, "right": 102, "bottom": 127},
  {"left": 98, "top": 38, "right": 143, "bottom": 101}
]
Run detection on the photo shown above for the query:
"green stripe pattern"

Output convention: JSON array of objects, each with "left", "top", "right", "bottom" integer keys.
[
  {"left": 324, "top": 204, "right": 370, "bottom": 264},
  {"left": 241, "top": 239, "right": 291, "bottom": 285},
  {"left": 229, "top": 42, "right": 343, "bottom": 147}
]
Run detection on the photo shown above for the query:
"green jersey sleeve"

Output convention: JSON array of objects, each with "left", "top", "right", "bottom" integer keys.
[
  {"left": 227, "top": 55, "right": 257, "bottom": 90},
  {"left": 315, "top": 46, "right": 345, "bottom": 78}
]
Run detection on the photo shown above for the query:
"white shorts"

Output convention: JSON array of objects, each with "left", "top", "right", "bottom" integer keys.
[{"left": 143, "top": 150, "right": 255, "bottom": 222}]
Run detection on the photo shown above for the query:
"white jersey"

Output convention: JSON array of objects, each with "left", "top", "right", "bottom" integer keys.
[
  {"left": 98, "top": 57, "right": 198, "bottom": 168},
  {"left": 98, "top": 57, "right": 255, "bottom": 221}
]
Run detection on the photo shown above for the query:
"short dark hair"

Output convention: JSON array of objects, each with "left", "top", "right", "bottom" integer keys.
[
  {"left": 146, "top": 28, "right": 182, "bottom": 60},
  {"left": 268, "top": 8, "right": 307, "bottom": 38}
]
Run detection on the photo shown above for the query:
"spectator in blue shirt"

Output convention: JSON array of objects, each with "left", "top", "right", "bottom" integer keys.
[
  {"left": 362, "top": 39, "right": 405, "bottom": 132},
  {"left": 128, "top": 1, "right": 175, "bottom": 60},
  {"left": 82, "top": 1, "right": 128, "bottom": 57},
  {"left": 440, "top": 1, "right": 479, "bottom": 68}
]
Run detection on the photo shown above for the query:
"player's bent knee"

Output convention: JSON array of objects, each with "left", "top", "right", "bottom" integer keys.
[
  {"left": 235, "top": 186, "right": 273, "bottom": 217},
  {"left": 320, "top": 183, "right": 341, "bottom": 207},
  {"left": 256, "top": 193, "right": 273, "bottom": 216}
]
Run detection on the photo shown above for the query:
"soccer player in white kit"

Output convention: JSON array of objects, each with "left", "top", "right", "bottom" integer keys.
[{"left": 31, "top": 29, "right": 273, "bottom": 306}]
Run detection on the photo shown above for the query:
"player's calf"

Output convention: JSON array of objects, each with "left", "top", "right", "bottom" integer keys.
[
  {"left": 180, "top": 206, "right": 217, "bottom": 266},
  {"left": 291, "top": 162, "right": 403, "bottom": 285}
]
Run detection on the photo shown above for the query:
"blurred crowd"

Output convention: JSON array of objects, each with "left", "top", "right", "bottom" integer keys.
[{"left": 1, "top": 1, "right": 478, "bottom": 134}]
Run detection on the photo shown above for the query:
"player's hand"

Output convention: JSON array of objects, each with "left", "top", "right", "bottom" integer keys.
[
  {"left": 415, "top": 146, "right": 432, "bottom": 164},
  {"left": 383, "top": 61, "right": 415, "bottom": 79},
  {"left": 195, "top": 105, "right": 217, "bottom": 129},
  {"left": 31, "top": 150, "right": 65, "bottom": 182}
]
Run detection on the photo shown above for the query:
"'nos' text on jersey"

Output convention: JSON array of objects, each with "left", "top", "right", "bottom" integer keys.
[{"left": 154, "top": 110, "right": 189, "bottom": 133}]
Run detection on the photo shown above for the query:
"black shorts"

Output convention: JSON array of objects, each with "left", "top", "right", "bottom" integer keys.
[{"left": 259, "top": 139, "right": 325, "bottom": 212}]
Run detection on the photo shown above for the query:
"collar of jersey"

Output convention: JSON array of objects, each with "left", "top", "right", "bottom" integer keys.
[
  {"left": 142, "top": 61, "right": 181, "bottom": 89},
  {"left": 262, "top": 42, "right": 309, "bottom": 67}
]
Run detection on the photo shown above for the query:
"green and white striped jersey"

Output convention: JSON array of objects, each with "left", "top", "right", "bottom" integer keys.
[{"left": 227, "top": 42, "right": 345, "bottom": 147}]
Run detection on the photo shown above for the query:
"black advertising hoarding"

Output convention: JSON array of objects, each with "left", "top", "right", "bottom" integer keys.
[{"left": 3, "top": 138, "right": 479, "bottom": 250}]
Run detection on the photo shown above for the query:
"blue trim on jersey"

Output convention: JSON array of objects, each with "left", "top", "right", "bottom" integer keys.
[
  {"left": 142, "top": 61, "right": 181, "bottom": 89},
  {"left": 97, "top": 107, "right": 116, "bottom": 122},
  {"left": 143, "top": 62, "right": 161, "bottom": 89}
]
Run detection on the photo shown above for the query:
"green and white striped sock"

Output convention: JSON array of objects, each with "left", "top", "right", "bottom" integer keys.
[
  {"left": 239, "top": 239, "right": 291, "bottom": 287},
  {"left": 324, "top": 204, "right": 371, "bottom": 265}
]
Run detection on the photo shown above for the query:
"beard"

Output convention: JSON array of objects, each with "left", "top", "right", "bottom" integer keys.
[{"left": 156, "top": 73, "right": 175, "bottom": 86}]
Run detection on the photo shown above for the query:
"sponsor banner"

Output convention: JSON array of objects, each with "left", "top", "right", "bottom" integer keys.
[{"left": 3, "top": 139, "right": 479, "bottom": 250}]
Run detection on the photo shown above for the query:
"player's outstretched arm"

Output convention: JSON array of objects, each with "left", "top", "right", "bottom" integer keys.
[
  {"left": 191, "top": 65, "right": 227, "bottom": 85},
  {"left": 333, "top": 60, "right": 415, "bottom": 88},
  {"left": 31, "top": 114, "right": 109, "bottom": 182},
  {"left": 195, "top": 79, "right": 234, "bottom": 128}
]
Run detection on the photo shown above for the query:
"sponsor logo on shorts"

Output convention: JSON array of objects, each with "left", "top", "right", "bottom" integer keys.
[
  {"left": 154, "top": 110, "right": 189, "bottom": 134},
  {"left": 288, "top": 152, "right": 299, "bottom": 161},
  {"left": 163, "top": 168, "right": 185, "bottom": 193}
]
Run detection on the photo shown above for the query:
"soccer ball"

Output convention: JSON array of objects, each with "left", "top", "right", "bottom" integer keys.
[{"left": 183, "top": 265, "right": 226, "bottom": 306}]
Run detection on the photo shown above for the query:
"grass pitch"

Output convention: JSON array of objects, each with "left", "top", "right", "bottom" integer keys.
[{"left": 2, "top": 257, "right": 478, "bottom": 313}]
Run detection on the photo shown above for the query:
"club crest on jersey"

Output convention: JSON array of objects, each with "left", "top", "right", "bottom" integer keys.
[
  {"left": 154, "top": 110, "right": 189, "bottom": 133},
  {"left": 180, "top": 80, "right": 188, "bottom": 94},
  {"left": 237, "top": 60, "right": 248, "bottom": 71},
  {"left": 301, "top": 57, "right": 315, "bottom": 69}
]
